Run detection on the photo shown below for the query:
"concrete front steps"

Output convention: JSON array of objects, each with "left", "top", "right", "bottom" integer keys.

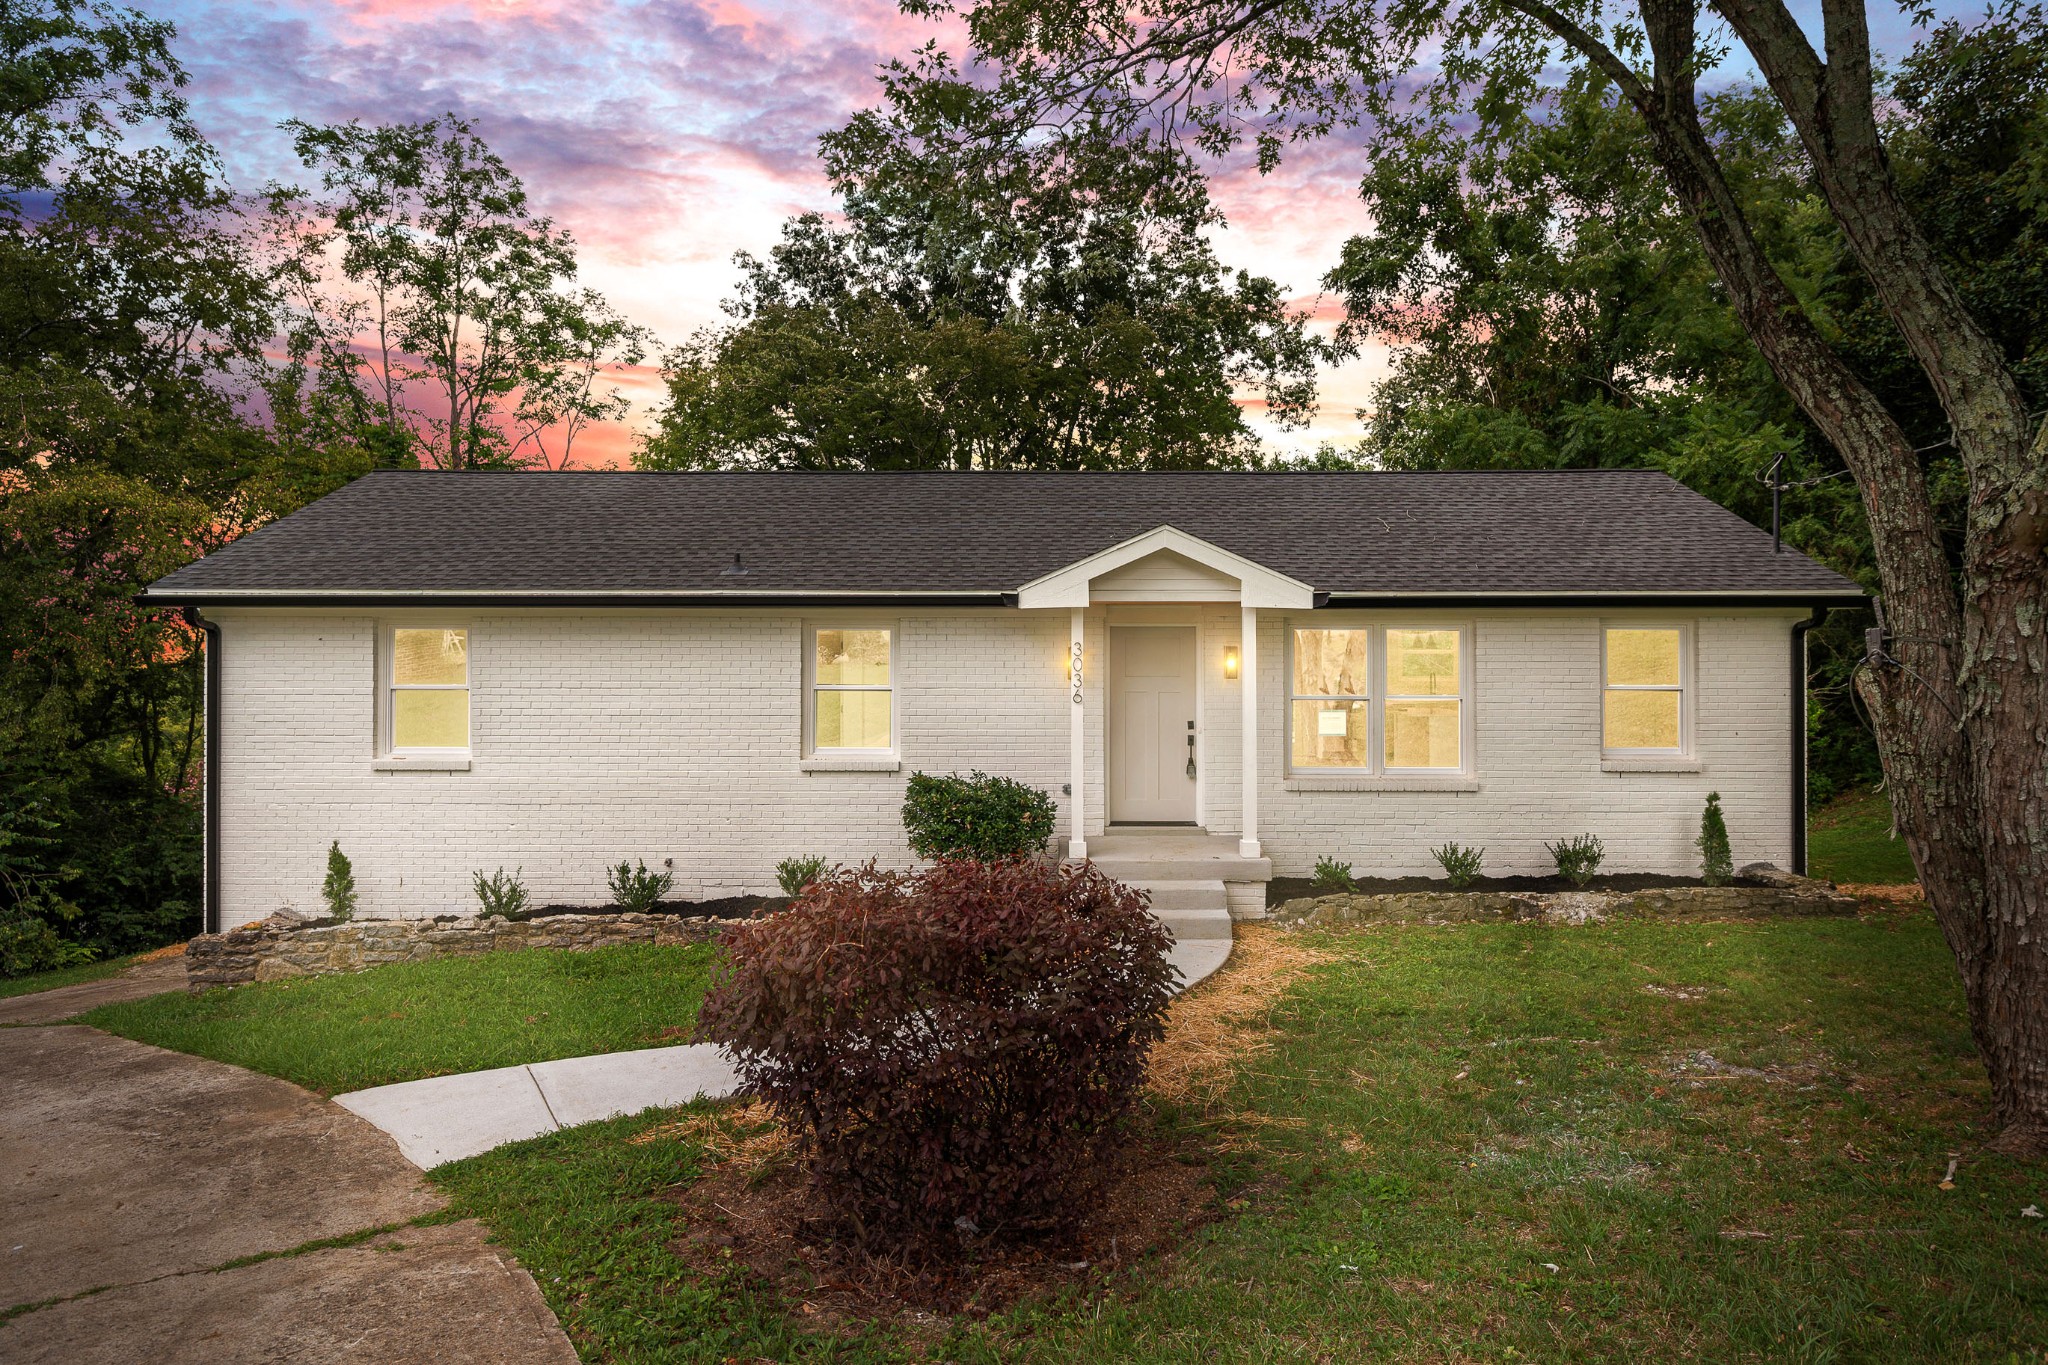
[{"left": 1126, "top": 879, "right": 1234, "bottom": 988}]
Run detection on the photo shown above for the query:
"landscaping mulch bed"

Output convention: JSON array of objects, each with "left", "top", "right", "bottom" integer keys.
[
  {"left": 1265, "top": 871, "right": 1708, "bottom": 905},
  {"left": 666, "top": 1112, "right": 1221, "bottom": 1333},
  {"left": 502, "top": 894, "right": 790, "bottom": 923}
]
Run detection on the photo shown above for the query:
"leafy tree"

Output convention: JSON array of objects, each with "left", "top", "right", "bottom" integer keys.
[
  {"left": 928, "top": 0, "right": 2048, "bottom": 1152},
  {"left": 638, "top": 58, "right": 1322, "bottom": 470},
  {"left": 276, "top": 115, "right": 650, "bottom": 470}
]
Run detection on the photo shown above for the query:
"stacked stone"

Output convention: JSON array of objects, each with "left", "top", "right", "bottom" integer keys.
[
  {"left": 183, "top": 910, "right": 726, "bottom": 992},
  {"left": 1270, "top": 871, "right": 1859, "bottom": 929}
]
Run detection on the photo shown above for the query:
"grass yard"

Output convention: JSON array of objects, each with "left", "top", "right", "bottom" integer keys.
[
  {"left": 79, "top": 942, "right": 719, "bottom": 1095},
  {"left": 433, "top": 915, "right": 2046, "bottom": 1364},
  {"left": 0, "top": 953, "right": 135, "bottom": 1001},
  {"left": 1808, "top": 786, "right": 1919, "bottom": 886}
]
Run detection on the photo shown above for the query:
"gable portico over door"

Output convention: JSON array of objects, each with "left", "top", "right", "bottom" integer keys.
[{"left": 1108, "top": 624, "right": 1199, "bottom": 823}]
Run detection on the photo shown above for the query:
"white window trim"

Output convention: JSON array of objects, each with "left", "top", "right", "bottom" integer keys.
[
  {"left": 380, "top": 623, "right": 472, "bottom": 760},
  {"left": 1600, "top": 622, "right": 1694, "bottom": 758},
  {"left": 1285, "top": 623, "right": 1474, "bottom": 778},
  {"left": 802, "top": 621, "right": 899, "bottom": 759}
]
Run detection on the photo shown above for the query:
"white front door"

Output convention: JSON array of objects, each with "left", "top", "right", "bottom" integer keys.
[{"left": 1108, "top": 625, "right": 1199, "bottom": 823}]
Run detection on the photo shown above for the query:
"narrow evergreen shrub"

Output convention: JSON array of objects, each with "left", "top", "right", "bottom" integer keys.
[
  {"left": 900, "top": 770, "right": 1057, "bottom": 862},
  {"left": 1311, "top": 856, "right": 1357, "bottom": 892},
  {"left": 322, "top": 842, "right": 358, "bottom": 922},
  {"left": 775, "top": 854, "right": 830, "bottom": 898},
  {"left": 697, "top": 859, "right": 1177, "bottom": 1255},
  {"left": 473, "top": 867, "right": 530, "bottom": 918},
  {"left": 1698, "top": 792, "right": 1734, "bottom": 886},
  {"left": 1546, "top": 833, "right": 1606, "bottom": 888},
  {"left": 606, "top": 859, "right": 674, "bottom": 913},
  {"left": 1432, "top": 842, "right": 1485, "bottom": 889}
]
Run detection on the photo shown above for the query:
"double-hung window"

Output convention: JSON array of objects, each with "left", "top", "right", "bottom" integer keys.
[
  {"left": 808, "top": 627, "right": 893, "bottom": 753},
  {"left": 388, "top": 627, "right": 470, "bottom": 754},
  {"left": 1603, "top": 626, "right": 1688, "bottom": 754},
  {"left": 1290, "top": 626, "right": 1468, "bottom": 774}
]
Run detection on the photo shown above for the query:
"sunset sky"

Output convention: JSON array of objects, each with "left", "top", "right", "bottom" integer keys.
[{"left": 154, "top": 0, "right": 1940, "bottom": 466}]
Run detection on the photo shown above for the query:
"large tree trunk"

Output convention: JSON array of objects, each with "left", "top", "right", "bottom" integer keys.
[{"left": 1602, "top": 0, "right": 2048, "bottom": 1153}]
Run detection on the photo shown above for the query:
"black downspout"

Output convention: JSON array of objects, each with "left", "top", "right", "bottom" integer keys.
[
  {"left": 182, "top": 607, "right": 222, "bottom": 935},
  {"left": 1790, "top": 607, "right": 1827, "bottom": 876}
]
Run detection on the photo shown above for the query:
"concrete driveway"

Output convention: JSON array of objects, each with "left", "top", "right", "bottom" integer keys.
[{"left": 0, "top": 1024, "right": 577, "bottom": 1364}]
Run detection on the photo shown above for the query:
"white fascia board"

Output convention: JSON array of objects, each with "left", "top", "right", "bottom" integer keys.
[{"left": 1014, "top": 525, "right": 1315, "bottom": 609}]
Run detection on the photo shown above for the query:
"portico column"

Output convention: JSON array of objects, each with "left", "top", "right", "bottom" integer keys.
[
  {"left": 1068, "top": 606, "right": 1088, "bottom": 861},
  {"left": 1239, "top": 603, "right": 1261, "bottom": 858}
]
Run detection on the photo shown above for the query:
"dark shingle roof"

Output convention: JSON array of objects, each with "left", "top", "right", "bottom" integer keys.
[{"left": 141, "top": 469, "right": 1864, "bottom": 604}]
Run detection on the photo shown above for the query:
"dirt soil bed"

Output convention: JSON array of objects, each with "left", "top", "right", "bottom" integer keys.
[
  {"left": 666, "top": 1113, "right": 1219, "bottom": 1334},
  {"left": 1265, "top": 872, "right": 1706, "bottom": 905},
  {"left": 505, "top": 894, "right": 789, "bottom": 922}
]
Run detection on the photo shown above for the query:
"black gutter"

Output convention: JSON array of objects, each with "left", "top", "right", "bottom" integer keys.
[
  {"left": 139, "top": 592, "right": 1015, "bottom": 609},
  {"left": 181, "top": 607, "right": 222, "bottom": 935},
  {"left": 1789, "top": 607, "right": 1828, "bottom": 876}
]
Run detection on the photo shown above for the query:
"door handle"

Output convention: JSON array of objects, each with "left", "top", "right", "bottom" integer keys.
[{"left": 1186, "top": 721, "right": 1197, "bottom": 779}]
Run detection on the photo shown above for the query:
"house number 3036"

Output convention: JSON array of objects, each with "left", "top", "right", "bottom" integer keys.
[{"left": 1070, "top": 642, "right": 1084, "bottom": 705}]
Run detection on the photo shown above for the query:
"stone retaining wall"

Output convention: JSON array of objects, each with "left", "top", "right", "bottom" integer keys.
[
  {"left": 1270, "top": 868, "right": 1859, "bottom": 930},
  {"left": 185, "top": 911, "right": 727, "bottom": 992}
]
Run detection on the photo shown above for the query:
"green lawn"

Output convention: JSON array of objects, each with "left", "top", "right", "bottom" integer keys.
[
  {"left": 0, "top": 954, "right": 135, "bottom": 1001},
  {"left": 79, "top": 942, "right": 719, "bottom": 1095},
  {"left": 1809, "top": 786, "right": 1919, "bottom": 885},
  {"left": 434, "top": 916, "right": 2046, "bottom": 1363}
]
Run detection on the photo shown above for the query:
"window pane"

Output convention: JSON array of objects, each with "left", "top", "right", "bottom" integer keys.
[
  {"left": 1385, "top": 699, "right": 1461, "bottom": 769},
  {"left": 1606, "top": 629, "right": 1680, "bottom": 687},
  {"left": 815, "top": 629, "right": 891, "bottom": 686},
  {"left": 1293, "top": 629, "right": 1370, "bottom": 697},
  {"left": 1291, "top": 699, "right": 1369, "bottom": 768},
  {"left": 393, "top": 628, "right": 468, "bottom": 685},
  {"left": 393, "top": 689, "right": 468, "bottom": 749},
  {"left": 1605, "top": 689, "right": 1681, "bottom": 749},
  {"left": 816, "top": 689, "right": 892, "bottom": 749},
  {"left": 1386, "top": 629, "right": 1460, "bottom": 696}
]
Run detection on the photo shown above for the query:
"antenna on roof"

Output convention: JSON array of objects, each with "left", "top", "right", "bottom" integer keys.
[
  {"left": 721, "top": 552, "right": 749, "bottom": 577},
  {"left": 1767, "top": 452, "right": 1787, "bottom": 554}
]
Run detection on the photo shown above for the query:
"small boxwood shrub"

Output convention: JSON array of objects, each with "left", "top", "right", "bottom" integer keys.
[
  {"left": 901, "top": 770, "right": 1057, "bottom": 862},
  {"left": 697, "top": 858, "right": 1177, "bottom": 1255},
  {"left": 775, "top": 854, "right": 830, "bottom": 899},
  {"left": 1432, "top": 842, "right": 1485, "bottom": 889},
  {"left": 473, "top": 867, "right": 530, "bottom": 918},
  {"left": 606, "top": 858, "right": 674, "bottom": 913},
  {"left": 1547, "top": 833, "right": 1606, "bottom": 888},
  {"left": 1311, "top": 855, "right": 1356, "bottom": 892}
]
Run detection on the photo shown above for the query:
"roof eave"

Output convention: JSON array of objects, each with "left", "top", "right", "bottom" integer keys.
[{"left": 135, "top": 589, "right": 1019, "bottom": 609}]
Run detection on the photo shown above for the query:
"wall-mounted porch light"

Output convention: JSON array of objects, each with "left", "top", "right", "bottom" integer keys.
[{"left": 1224, "top": 644, "right": 1240, "bottom": 680}]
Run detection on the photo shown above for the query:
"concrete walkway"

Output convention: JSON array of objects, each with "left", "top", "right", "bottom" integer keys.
[
  {"left": 0, "top": 955, "right": 187, "bottom": 1026},
  {"left": 337, "top": 924, "right": 1236, "bottom": 1170},
  {"left": 0, "top": 1024, "right": 575, "bottom": 1364}
]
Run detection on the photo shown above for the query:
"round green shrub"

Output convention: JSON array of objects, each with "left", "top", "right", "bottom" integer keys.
[{"left": 900, "top": 769, "right": 1058, "bottom": 862}]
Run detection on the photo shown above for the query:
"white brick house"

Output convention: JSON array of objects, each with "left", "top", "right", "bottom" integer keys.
[{"left": 141, "top": 470, "right": 1864, "bottom": 930}]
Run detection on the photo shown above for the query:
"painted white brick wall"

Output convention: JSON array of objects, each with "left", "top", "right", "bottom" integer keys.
[{"left": 213, "top": 606, "right": 1801, "bottom": 926}]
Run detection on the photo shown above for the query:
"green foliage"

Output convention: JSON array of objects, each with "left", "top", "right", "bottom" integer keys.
[
  {"left": 472, "top": 867, "right": 530, "bottom": 919},
  {"left": 1698, "top": 793, "right": 1734, "bottom": 886},
  {"left": 696, "top": 860, "right": 1177, "bottom": 1254},
  {"left": 1432, "top": 841, "right": 1485, "bottom": 888},
  {"left": 900, "top": 769, "right": 1057, "bottom": 862},
  {"left": 1546, "top": 833, "right": 1606, "bottom": 888},
  {"left": 774, "top": 854, "right": 830, "bottom": 899},
  {"left": 0, "top": 910, "right": 96, "bottom": 977},
  {"left": 1809, "top": 787, "right": 1920, "bottom": 886},
  {"left": 637, "top": 53, "right": 1322, "bottom": 472},
  {"left": 605, "top": 859, "right": 674, "bottom": 913},
  {"left": 321, "top": 841, "right": 358, "bottom": 922},
  {"left": 1311, "top": 856, "right": 1356, "bottom": 892}
]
